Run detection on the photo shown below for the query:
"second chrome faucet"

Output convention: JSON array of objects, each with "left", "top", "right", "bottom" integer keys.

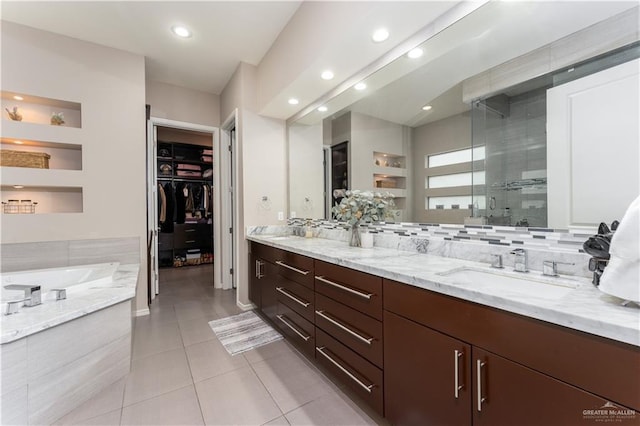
[{"left": 510, "top": 248, "right": 528, "bottom": 272}]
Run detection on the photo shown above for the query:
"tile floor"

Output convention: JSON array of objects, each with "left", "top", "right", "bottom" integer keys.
[{"left": 54, "top": 265, "right": 387, "bottom": 425}]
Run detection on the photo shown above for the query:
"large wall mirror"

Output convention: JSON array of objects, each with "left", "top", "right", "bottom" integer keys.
[{"left": 287, "top": 1, "right": 639, "bottom": 230}]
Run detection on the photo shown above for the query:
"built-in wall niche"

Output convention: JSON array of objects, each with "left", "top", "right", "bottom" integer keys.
[
  {"left": 1, "top": 138, "right": 82, "bottom": 170},
  {"left": 373, "top": 152, "right": 405, "bottom": 169},
  {"left": 374, "top": 174, "right": 406, "bottom": 190},
  {"left": 1, "top": 186, "right": 83, "bottom": 214},
  {"left": 1, "top": 91, "right": 81, "bottom": 128}
]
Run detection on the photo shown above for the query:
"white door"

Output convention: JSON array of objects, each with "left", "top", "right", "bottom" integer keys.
[
  {"left": 547, "top": 58, "right": 640, "bottom": 229},
  {"left": 146, "top": 121, "right": 160, "bottom": 299}
]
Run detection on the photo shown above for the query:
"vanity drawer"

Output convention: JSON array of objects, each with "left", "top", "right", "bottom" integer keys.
[
  {"left": 275, "top": 251, "right": 314, "bottom": 289},
  {"left": 315, "top": 328, "right": 384, "bottom": 416},
  {"left": 250, "top": 242, "right": 283, "bottom": 264},
  {"left": 315, "top": 293, "right": 383, "bottom": 369},
  {"left": 314, "top": 261, "right": 382, "bottom": 320},
  {"left": 275, "top": 276, "right": 315, "bottom": 323},
  {"left": 276, "top": 302, "right": 315, "bottom": 358}
]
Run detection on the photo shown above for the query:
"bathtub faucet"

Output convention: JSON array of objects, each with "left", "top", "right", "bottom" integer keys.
[{"left": 4, "top": 284, "right": 42, "bottom": 307}]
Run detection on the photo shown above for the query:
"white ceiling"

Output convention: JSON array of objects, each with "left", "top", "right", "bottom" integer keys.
[{"left": 1, "top": 1, "right": 302, "bottom": 95}]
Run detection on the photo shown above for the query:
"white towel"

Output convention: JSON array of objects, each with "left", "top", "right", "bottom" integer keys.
[{"left": 599, "top": 195, "right": 640, "bottom": 303}]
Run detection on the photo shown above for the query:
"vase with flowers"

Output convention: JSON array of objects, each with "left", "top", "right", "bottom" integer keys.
[{"left": 331, "top": 190, "right": 395, "bottom": 247}]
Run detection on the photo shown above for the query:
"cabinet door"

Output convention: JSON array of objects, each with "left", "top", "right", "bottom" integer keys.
[
  {"left": 260, "top": 261, "right": 278, "bottom": 323},
  {"left": 472, "top": 347, "right": 630, "bottom": 426},
  {"left": 384, "top": 311, "right": 471, "bottom": 426}
]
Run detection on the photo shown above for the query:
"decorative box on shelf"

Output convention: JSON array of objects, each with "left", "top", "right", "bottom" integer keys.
[
  {"left": 375, "top": 180, "right": 397, "bottom": 188},
  {"left": 1, "top": 149, "right": 50, "bottom": 169}
]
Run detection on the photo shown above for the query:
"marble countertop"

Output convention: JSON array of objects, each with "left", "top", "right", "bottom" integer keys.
[
  {"left": 1, "top": 264, "right": 139, "bottom": 344},
  {"left": 247, "top": 235, "right": 640, "bottom": 347}
]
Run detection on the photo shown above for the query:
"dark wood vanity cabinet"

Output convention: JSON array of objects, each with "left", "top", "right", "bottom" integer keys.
[{"left": 384, "top": 278, "right": 640, "bottom": 425}]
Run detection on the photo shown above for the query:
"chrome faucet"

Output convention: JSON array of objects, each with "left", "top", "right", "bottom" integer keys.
[
  {"left": 542, "top": 260, "right": 575, "bottom": 277},
  {"left": 4, "top": 284, "right": 42, "bottom": 307},
  {"left": 510, "top": 248, "right": 528, "bottom": 272}
]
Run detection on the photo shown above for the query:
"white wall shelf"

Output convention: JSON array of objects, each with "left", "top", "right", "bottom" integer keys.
[{"left": 1, "top": 185, "right": 83, "bottom": 214}]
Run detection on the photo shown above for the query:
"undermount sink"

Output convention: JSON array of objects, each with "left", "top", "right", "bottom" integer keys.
[{"left": 437, "top": 266, "right": 579, "bottom": 300}]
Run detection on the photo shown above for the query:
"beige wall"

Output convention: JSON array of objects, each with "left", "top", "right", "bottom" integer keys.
[
  {"left": 220, "top": 62, "right": 287, "bottom": 306},
  {"left": 412, "top": 112, "right": 472, "bottom": 224},
  {"left": 288, "top": 122, "right": 324, "bottom": 219},
  {"left": 1, "top": 22, "right": 148, "bottom": 313},
  {"left": 146, "top": 80, "right": 220, "bottom": 127}
]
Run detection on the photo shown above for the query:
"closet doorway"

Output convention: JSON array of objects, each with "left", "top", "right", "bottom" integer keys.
[{"left": 147, "top": 118, "right": 221, "bottom": 301}]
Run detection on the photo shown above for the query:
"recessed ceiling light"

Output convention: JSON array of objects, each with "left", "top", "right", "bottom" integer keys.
[
  {"left": 14, "top": 140, "right": 23, "bottom": 144},
  {"left": 321, "top": 70, "right": 334, "bottom": 80},
  {"left": 13, "top": 185, "right": 24, "bottom": 189},
  {"left": 407, "top": 48, "right": 424, "bottom": 59},
  {"left": 13, "top": 95, "right": 23, "bottom": 101},
  {"left": 288, "top": 98, "right": 299, "bottom": 105},
  {"left": 171, "top": 25, "right": 192, "bottom": 38},
  {"left": 371, "top": 28, "right": 389, "bottom": 43},
  {"left": 354, "top": 82, "right": 367, "bottom": 91},
  {"left": 317, "top": 106, "right": 328, "bottom": 112},
  {"left": 422, "top": 105, "right": 433, "bottom": 111}
]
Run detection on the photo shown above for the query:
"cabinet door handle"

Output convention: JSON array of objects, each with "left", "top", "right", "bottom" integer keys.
[
  {"left": 477, "top": 359, "right": 487, "bottom": 412},
  {"left": 454, "top": 350, "right": 464, "bottom": 398},
  {"left": 316, "top": 346, "right": 374, "bottom": 393},
  {"left": 276, "top": 287, "right": 310, "bottom": 308},
  {"left": 276, "top": 261, "right": 310, "bottom": 275},
  {"left": 185, "top": 240, "right": 196, "bottom": 243},
  {"left": 185, "top": 229, "right": 196, "bottom": 233},
  {"left": 315, "top": 310, "right": 373, "bottom": 345},
  {"left": 276, "top": 315, "right": 311, "bottom": 341},
  {"left": 315, "top": 276, "right": 374, "bottom": 300},
  {"left": 255, "top": 260, "right": 264, "bottom": 279}
]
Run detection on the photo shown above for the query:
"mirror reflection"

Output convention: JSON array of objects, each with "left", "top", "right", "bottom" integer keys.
[{"left": 288, "top": 1, "right": 639, "bottom": 229}]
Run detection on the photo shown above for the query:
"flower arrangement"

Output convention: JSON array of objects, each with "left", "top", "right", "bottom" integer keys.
[
  {"left": 50, "top": 112, "right": 65, "bottom": 126},
  {"left": 332, "top": 190, "right": 395, "bottom": 226}
]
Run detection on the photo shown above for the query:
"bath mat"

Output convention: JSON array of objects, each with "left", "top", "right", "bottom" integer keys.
[{"left": 208, "top": 310, "right": 282, "bottom": 356}]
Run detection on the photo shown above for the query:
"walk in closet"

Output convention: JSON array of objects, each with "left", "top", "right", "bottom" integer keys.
[{"left": 155, "top": 127, "right": 214, "bottom": 268}]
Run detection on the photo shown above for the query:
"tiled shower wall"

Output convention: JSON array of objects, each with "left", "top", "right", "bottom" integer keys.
[{"left": 478, "top": 88, "right": 548, "bottom": 227}]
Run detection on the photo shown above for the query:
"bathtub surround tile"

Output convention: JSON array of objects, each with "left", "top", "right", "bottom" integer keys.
[
  {"left": 0, "top": 337, "right": 27, "bottom": 396},
  {"left": 29, "top": 334, "right": 131, "bottom": 425},
  {"left": 132, "top": 320, "right": 183, "bottom": 360},
  {"left": 185, "top": 338, "right": 249, "bottom": 383},
  {"left": 263, "top": 416, "right": 291, "bottom": 426},
  {"left": 120, "top": 385, "right": 204, "bottom": 426},
  {"left": 68, "top": 237, "right": 140, "bottom": 266},
  {"left": 0, "top": 384, "right": 28, "bottom": 425},
  {"left": 28, "top": 300, "right": 131, "bottom": 380},
  {"left": 0, "top": 240, "right": 70, "bottom": 272},
  {"left": 123, "top": 347, "right": 193, "bottom": 406},
  {"left": 195, "top": 366, "right": 282, "bottom": 426},
  {"left": 53, "top": 378, "right": 126, "bottom": 425},
  {"left": 252, "top": 350, "right": 336, "bottom": 413},
  {"left": 64, "top": 409, "right": 123, "bottom": 425}
]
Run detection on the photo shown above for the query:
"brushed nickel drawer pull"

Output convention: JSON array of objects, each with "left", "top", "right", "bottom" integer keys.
[
  {"left": 316, "top": 346, "right": 374, "bottom": 393},
  {"left": 454, "top": 350, "right": 464, "bottom": 399},
  {"left": 315, "top": 310, "right": 373, "bottom": 345},
  {"left": 185, "top": 240, "right": 196, "bottom": 244},
  {"left": 276, "top": 261, "right": 310, "bottom": 275},
  {"left": 276, "top": 287, "right": 310, "bottom": 308},
  {"left": 255, "top": 259, "right": 264, "bottom": 279},
  {"left": 276, "top": 315, "right": 311, "bottom": 341},
  {"left": 185, "top": 229, "right": 196, "bottom": 232},
  {"left": 477, "top": 359, "right": 486, "bottom": 411},
  {"left": 315, "top": 276, "right": 374, "bottom": 300}
]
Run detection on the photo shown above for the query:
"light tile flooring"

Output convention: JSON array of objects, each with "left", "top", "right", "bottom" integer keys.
[{"left": 54, "top": 265, "right": 387, "bottom": 425}]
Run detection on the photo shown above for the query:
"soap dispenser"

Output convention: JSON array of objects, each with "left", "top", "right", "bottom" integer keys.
[{"left": 305, "top": 219, "right": 313, "bottom": 238}]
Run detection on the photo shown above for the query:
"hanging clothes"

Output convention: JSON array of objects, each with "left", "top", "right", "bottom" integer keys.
[
  {"left": 158, "top": 183, "right": 166, "bottom": 223},
  {"left": 161, "top": 182, "right": 175, "bottom": 233},
  {"left": 185, "top": 184, "right": 195, "bottom": 213},
  {"left": 175, "top": 182, "right": 186, "bottom": 224}
]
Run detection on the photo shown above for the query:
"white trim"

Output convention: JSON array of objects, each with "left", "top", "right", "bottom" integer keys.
[
  {"left": 237, "top": 300, "right": 256, "bottom": 311},
  {"left": 134, "top": 308, "right": 150, "bottom": 317},
  {"left": 149, "top": 117, "right": 218, "bottom": 134}
]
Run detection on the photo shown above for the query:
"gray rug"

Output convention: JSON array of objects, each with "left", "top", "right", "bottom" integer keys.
[{"left": 208, "top": 310, "right": 283, "bottom": 356}]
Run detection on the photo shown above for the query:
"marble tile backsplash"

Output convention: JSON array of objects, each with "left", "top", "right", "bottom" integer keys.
[
  {"left": 248, "top": 221, "right": 595, "bottom": 278},
  {"left": 1, "top": 237, "right": 140, "bottom": 272}
]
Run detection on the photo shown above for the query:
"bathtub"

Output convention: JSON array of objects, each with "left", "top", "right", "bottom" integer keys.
[
  {"left": 0, "top": 262, "right": 138, "bottom": 425},
  {"left": 1, "top": 262, "right": 119, "bottom": 304}
]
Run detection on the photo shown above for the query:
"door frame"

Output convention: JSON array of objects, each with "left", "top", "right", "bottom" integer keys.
[
  {"left": 220, "top": 110, "right": 239, "bottom": 291},
  {"left": 146, "top": 117, "right": 219, "bottom": 299}
]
